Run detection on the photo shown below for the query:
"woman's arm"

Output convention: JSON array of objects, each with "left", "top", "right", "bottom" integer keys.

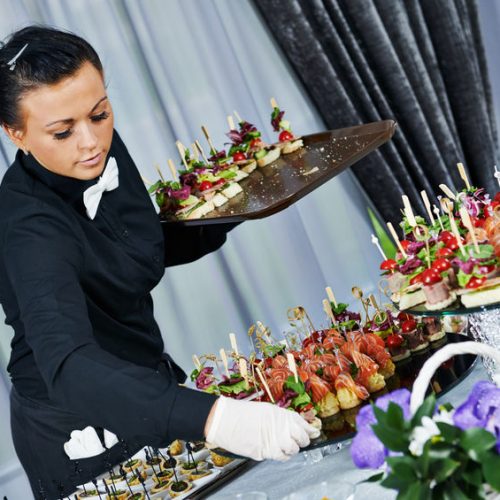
[
  {"left": 163, "top": 222, "right": 241, "bottom": 267},
  {"left": 4, "top": 208, "right": 216, "bottom": 445}
]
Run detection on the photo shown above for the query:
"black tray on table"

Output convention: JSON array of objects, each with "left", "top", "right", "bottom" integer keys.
[
  {"left": 402, "top": 298, "right": 500, "bottom": 317},
  {"left": 161, "top": 120, "right": 397, "bottom": 226}
]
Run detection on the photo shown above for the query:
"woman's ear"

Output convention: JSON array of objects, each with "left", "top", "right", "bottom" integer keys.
[{"left": 2, "top": 125, "right": 28, "bottom": 154}]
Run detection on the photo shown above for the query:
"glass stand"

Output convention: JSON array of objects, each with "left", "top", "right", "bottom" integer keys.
[{"left": 469, "top": 308, "right": 500, "bottom": 378}]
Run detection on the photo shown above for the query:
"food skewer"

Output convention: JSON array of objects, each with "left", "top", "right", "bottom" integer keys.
[
  {"left": 167, "top": 159, "right": 178, "bottom": 181},
  {"left": 322, "top": 299, "right": 337, "bottom": 327},
  {"left": 154, "top": 163, "right": 165, "bottom": 182},
  {"left": 229, "top": 333, "right": 239, "bottom": 356},
  {"left": 457, "top": 162, "right": 471, "bottom": 190},
  {"left": 420, "top": 190, "right": 435, "bottom": 226},
  {"left": 370, "top": 234, "right": 387, "bottom": 260},
  {"left": 234, "top": 110, "right": 243, "bottom": 123},
  {"left": 227, "top": 115, "right": 235, "bottom": 131},
  {"left": 325, "top": 286, "right": 338, "bottom": 308},
  {"left": 219, "top": 348, "right": 230, "bottom": 378},
  {"left": 439, "top": 183, "right": 456, "bottom": 200},
  {"left": 256, "top": 367, "right": 275, "bottom": 403},
  {"left": 191, "top": 142, "right": 199, "bottom": 161},
  {"left": 201, "top": 125, "right": 218, "bottom": 154},
  {"left": 239, "top": 358, "right": 249, "bottom": 390},
  {"left": 432, "top": 204, "right": 445, "bottom": 231},
  {"left": 459, "top": 207, "right": 480, "bottom": 252},
  {"left": 402, "top": 195, "right": 417, "bottom": 227},
  {"left": 386, "top": 222, "right": 408, "bottom": 258},
  {"left": 448, "top": 212, "right": 467, "bottom": 257},
  {"left": 194, "top": 139, "right": 210, "bottom": 164},
  {"left": 192, "top": 354, "right": 201, "bottom": 370},
  {"left": 286, "top": 353, "right": 298, "bottom": 383},
  {"left": 175, "top": 140, "right": 189, "bottom": 171}
]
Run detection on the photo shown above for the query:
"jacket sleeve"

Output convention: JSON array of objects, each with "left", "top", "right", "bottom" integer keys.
[
  {"left": 4, "top": 208, "right": 216, "bottom": 445},
  {"left": 162, "top": 222, "right": 241, "bottom": 267}
]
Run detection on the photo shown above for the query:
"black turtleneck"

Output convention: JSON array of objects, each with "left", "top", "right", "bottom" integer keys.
[{"left": 0, "top": 129, "right": 233, "bottom": 494}]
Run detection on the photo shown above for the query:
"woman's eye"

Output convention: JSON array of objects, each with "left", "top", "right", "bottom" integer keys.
[
  {"left": 91, "top": 111, "right": 110, "bottom": 122},
  {"left": 53, "top": 130, "right": 72, "bottom": 141}
]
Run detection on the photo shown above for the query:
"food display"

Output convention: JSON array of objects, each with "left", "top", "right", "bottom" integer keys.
[
  {"left": 378, "top": 171, "right": 500, "bottom": 312},
  {"left": 71, "top": 441, "right": 243, "bottom": 499}
]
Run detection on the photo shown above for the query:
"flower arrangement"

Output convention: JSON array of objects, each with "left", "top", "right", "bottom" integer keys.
[{"left": 351, "top": 382, "right": 500, "bottom": 499}]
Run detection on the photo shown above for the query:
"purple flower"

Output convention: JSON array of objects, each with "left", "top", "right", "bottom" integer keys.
[
  {"left": 195, "top": 367, "right": 215, "bottom": 390},
  {"left": 454, "top": 381, "right": 500, "bottom": 452},
  {"left": 351, "top": 389, "right": 411, "bottom": 468},
  {"left": 400, "top": 258, "right": 423, "bottom": 275}
]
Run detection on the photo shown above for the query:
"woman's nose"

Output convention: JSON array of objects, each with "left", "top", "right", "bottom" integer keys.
[{"left": 77, "top": 123, "right": 98, "bottom": 151}]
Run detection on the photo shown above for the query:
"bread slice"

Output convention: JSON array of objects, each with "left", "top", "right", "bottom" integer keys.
[
  {"left": 399, "top": 289, "right": 426, "bottom": 310},
  {"left": 241, "top": 160, "right": 257, "bottom": 174},
  {"left": 232, "top": 169, "right": 249, "bottom": 182},
  {"left": 282, "top": 138, "right": 304, "bottom": 154},
  {"left": 257, "top": 147, "right": 281, "bottom": 167},
  {"left": 186, "top": 200, "right": 215, "bottom": 220},
  {"left": 461, "top": 285, "right": 500, "bottom": 308},
  {"left": 221, "top": 182, "right": 243, "bottom": 199},
  {"left": 212, "top": 193, "right": 228, "bottom": 207}
]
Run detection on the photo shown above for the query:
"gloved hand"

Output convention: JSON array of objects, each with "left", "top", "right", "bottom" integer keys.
[{"left": 205, "top": 396, "right": 320, "bottom": 461}]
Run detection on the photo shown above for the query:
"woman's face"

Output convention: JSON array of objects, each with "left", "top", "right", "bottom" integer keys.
[{"left": 4, "top": 61, "right": 114, "bottom": 180}]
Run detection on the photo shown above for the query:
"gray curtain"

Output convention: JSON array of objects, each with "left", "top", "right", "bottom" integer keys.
[{"left": 254, "top": 0, "right": 498, "bottom": 225}]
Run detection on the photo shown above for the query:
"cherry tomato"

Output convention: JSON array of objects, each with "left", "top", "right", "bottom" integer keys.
[
  {"left": 422, "top": 268, "right": 442, "bottom": 285},
  {"left": 494, "top": 193, "right": 500, "bottom": 203},
  {"left": 215, "top": 178, "right": 226, "bottom": 187},
  {"left": 431, "top": 258, "right": 452, "bottom": 273},
  {"left": 232, "top": 152, "right": 247, "bottom": 162},
  {"left": 470, "top": 216, "right": 485, "bottom": 228},
  {"left": 386, "top": 334, "right": 404, "bottom": 348},
  {"left": 199, "top": 181, "right": 213, "bottom": 191},
  {"left": 279, "top": 130, "right": 294, "bottom": 142},
  {"left": 380, "top": 259, "right": 398, "bottom": 272},
  {"left": 410, "top": 273, "right": 424, "bottom": 285},
  {"left": 466, "top": 276, "right": 486, "bottom": 289},
  {"left": 250, "top": 138, "right": 263, "bottom": 149},
  {"left": 485, "top": 201, "right": 500, "bottom": 218},
  {"left": 436, "top": 247, "right": 455, "bottom": 258},
  {"left": 438, "top": 231, "right": 454, "bottom": 243},
  {"left": 445, "top": 237, "right": 460, "bottom": 251},
  {"left": 401, "top": 320, "right": 417, "bottom": 333},
  {"left": 400, "top": 240, "right": 411, "bottom": 251},
  {"left": 397, "top": 312, "right": 414, "bottom": 322}
]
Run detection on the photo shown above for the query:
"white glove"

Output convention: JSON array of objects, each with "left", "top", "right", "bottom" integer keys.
[
  {"left": 63, "top": 426, "right": 119, "bottom": 459},
  {"left": 206, "top": 397, "right": 320, "bottom": 461}
]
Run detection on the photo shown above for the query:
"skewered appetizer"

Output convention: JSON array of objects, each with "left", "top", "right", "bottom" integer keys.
[{"left": 270, "top": 97, "right": 304, "bottom": 154}]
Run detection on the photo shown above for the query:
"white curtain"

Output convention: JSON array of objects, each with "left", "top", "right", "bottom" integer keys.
[{"left": 0, "top": 1, "right": 387, "bottom": 497}]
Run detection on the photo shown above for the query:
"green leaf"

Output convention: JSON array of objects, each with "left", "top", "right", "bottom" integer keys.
[
  {"left": 361, "top": 472, "right": 385, "bottom": 483},
  {"left": 148, "top": 180, "right": 161, "bottom": 193},
  {"left": 460, "top": 428, "right": 496, "bottom": 459},
  {"left": 396, "top": 481, "right": 430, "bottom": 500},
  {"left": 372, "top": 422, "right": 409, "bottom": 452},
  {"left": 155, "top": 192, "right": 165, "bottom": 208},
  {"left": 482, "top": 452, "right": 500, "bottom": 491},
  {"left": 189, "top": 368, "right": 200, "bottom": 382},
  {"left": 367, "top": 207, "right": 397, "bottom": 259},
  {"left": 387, "top": 456, "right": 418, "bottom": 481},
  {"left": 218, "top": 380, "right": 248, "bottom": 395},
  {"left": 331, "top": 302, "right": 348, "bottom": 315},
  {"left": 469, "top": 244, "right": 494, "bottom": 260},
  {"left": 432, "top": 458, "right": 460, "bottom": 483},
  {"left": 291, "top": 392, "right": 311, "bottom": 409},
  {"left": 462, "top": 466, "right": 483, "bottom": 487},
  {"left": 284, "top": 375, "right": 306, "bottom": 395},
  {"left": 381, "top": 473, "right": 410, "bottom": 491},
  {"left": 442, "top": 480, "right": 472, "bottom": 500},
  {"left": 386, "top": 402, "right": 406, "bottom": 431},
  {"left": 436, "top": 422, "right": 460, "bottom": 443},
  {"left": 411, "top": 394, "right": 436, "bottom": 427}
]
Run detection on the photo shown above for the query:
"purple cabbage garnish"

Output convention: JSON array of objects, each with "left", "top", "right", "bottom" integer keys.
[
  {"left": 276, "top": 389, "right": 298, "bottom": 409},
  {"left": 400, "top": 258, "right": 423, "bottom": 275},
  {"left": 406, "top": 241, "right": 425, "bottom": 255},
  {"left": 167, "top": 185, "right": 191, "bottom": 201},
  {"left": 195, "top": 367, "right": 216, "bottom": 390},
  {"left": 208, "top": 150, "right": 227, "bottom": 162},
  {"left": 271, "top": 109, "right": 285, "bottom": 131},
  {"left": 179, "top": 172, "right": 198, "bottom": 187}
]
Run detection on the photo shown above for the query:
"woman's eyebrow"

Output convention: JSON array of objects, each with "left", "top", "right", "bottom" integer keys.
[{"left": 45, "top": 96, "right": 108, "bottom": 127}]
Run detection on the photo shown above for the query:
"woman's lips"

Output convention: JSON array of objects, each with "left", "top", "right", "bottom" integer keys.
[{"left": 79, "top": 152, "right": 102, "bottom": 167}]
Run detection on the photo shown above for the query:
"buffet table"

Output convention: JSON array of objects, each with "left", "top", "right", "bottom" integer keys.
[{"left": 209, "top": 361, "right": 486, "bottom": 499}]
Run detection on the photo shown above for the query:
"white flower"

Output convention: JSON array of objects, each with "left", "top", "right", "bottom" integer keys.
[
  {"left": 433, "top": 408, "right": 455, "bottom": 425},
  {"left": 409, "top": 416, "right": 440, "bottom": 456}
]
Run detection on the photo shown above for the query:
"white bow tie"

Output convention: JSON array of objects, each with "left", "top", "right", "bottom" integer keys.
[{"left": 83, "top": 157, "right": 119, "bottom": 220}]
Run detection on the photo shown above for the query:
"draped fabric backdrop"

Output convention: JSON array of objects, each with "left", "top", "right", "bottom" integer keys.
[
  {"left": 254, "top": 0, "right": 499, "bottom": 225},
  {"left": 0, "top": 1, "right": 385, "bottom": 496}
]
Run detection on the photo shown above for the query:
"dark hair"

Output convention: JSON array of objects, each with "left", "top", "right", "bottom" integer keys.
[{"left": 0, "top": 25, "right": 103, "bottom": 129}]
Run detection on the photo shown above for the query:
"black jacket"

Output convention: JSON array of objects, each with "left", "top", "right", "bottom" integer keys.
[{"left": 0, "top": 130, "right": 231, "bottom": 495}]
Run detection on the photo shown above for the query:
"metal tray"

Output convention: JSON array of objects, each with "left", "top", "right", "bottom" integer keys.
[{"left": 161, "top": 120, "right": 397, "bottom": 226}]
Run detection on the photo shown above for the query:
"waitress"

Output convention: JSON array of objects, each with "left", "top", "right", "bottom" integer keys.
[{"left": 0, "top": 26, "right": 317, "bottom": 499}]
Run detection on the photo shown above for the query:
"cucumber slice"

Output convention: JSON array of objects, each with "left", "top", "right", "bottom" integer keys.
[{"left": 254, "top": 149, "right": 267, "bottom": 160}]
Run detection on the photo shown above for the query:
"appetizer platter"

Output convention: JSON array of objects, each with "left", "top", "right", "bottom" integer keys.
[
  {"left": 146, "top": 99, "right": 396, "bottom": 225},
  {"left": 70, "top": 440, "right": 255, "bottom": 500},
  {"left": 189, "top": 286, "right": 476, "bottom": 457},
  {"left": 374, "top": 164, "right": 500, "bottom": 314}
]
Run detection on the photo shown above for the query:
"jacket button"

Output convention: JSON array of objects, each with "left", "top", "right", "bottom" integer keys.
[
  {"left": 122, "top": 229, "right": 129, "bottom": 238},
  {"left": 152, "top": 255, "right": 160, "bottom": 263}
]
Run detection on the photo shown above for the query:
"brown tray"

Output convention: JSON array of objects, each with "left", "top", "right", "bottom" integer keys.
[{"left": 161, "top": 120, "right": 397, "bottom": 226}]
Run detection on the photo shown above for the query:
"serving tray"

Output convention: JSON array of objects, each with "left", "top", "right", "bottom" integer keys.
[{"left": 161, "top": 120, "right": 397, "bottom": 226}]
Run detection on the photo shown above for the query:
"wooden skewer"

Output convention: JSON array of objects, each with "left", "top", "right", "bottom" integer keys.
[
  {"left": 239, "top": 358, "right": 249, "bottom": 390},
  {"left": 457, "top": 162, "right": 471, "bottom": 190},
  {"left": 229, "top": 333, "right": 239, "bottom": 356},
  {"left": 219, "top": 348, "right": 230, "bottom": 378},
  {"left": 286, "top": 353, "right": 298, "bottom": 383},
  {"left": 270, "top": 97, "right": 278, "bottom": 109},
  {"left": 402, "top": 195, "right": 417, "bottom": 227},
  {"left": 191, "top": 143, "right": 199, "bottom": 161},
  {"left": 325, "top": 286, "right": 338, "bottom": 308},
  {"left": 387, "top": 222, "right": 408, "bottom": 258},
  {"left": 167, "top": 159, "right": 178, "bottom": 181},
  {"left": 420, "top": 190, "right": 435, "bottom": 225},
  {"left": 195, "top": 140, "right": 210, "bottom": 164},
  {"left": 369, "top": 294, "right": 381, "bottom": 316},
  {"left": 433, "top": 205, "right": 444, "bottom": 231},
  {"left": 192, "top": 355, "right": 201, "bottom": 370},
  {"left": 323, "top": 299, "right": 337, "bottom": 326},
  {"left": 440, "top": 197, "right": 454, "bottom": 215},
  {"left": 459, "top": 207, "right": 480, "bottom": 252},
  {"left": 439, "top": 184, "right": 456, "bottom": 200},
  {"left": 141, "top": 175, "right": 152, "bottom": 186},
  {"left": 256, "top": 367, "right": 275, "bottom": 403},
  {"left": 154, "top": 163, "right": 165, "bottom": 182},
  {"left": 227, "top": 115, "right": 235, "bottom": 131},
  {"left": 256, "top": 321, "right": 271, "bottom": 343},
  {"left": 201, "top": 125, "right": 217, "bottom": 154},
  {"left": 370, "top": 234, "right": 387, "bottom": 260},
  {"left": 234, "top": 110, "right": 243, "bottom": 124},
  {"left": 175, "top": 141, "right": 189, "bottom": 171},
  {"left": 449, "top": 213, "right": 466, "bottom": 257}
]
